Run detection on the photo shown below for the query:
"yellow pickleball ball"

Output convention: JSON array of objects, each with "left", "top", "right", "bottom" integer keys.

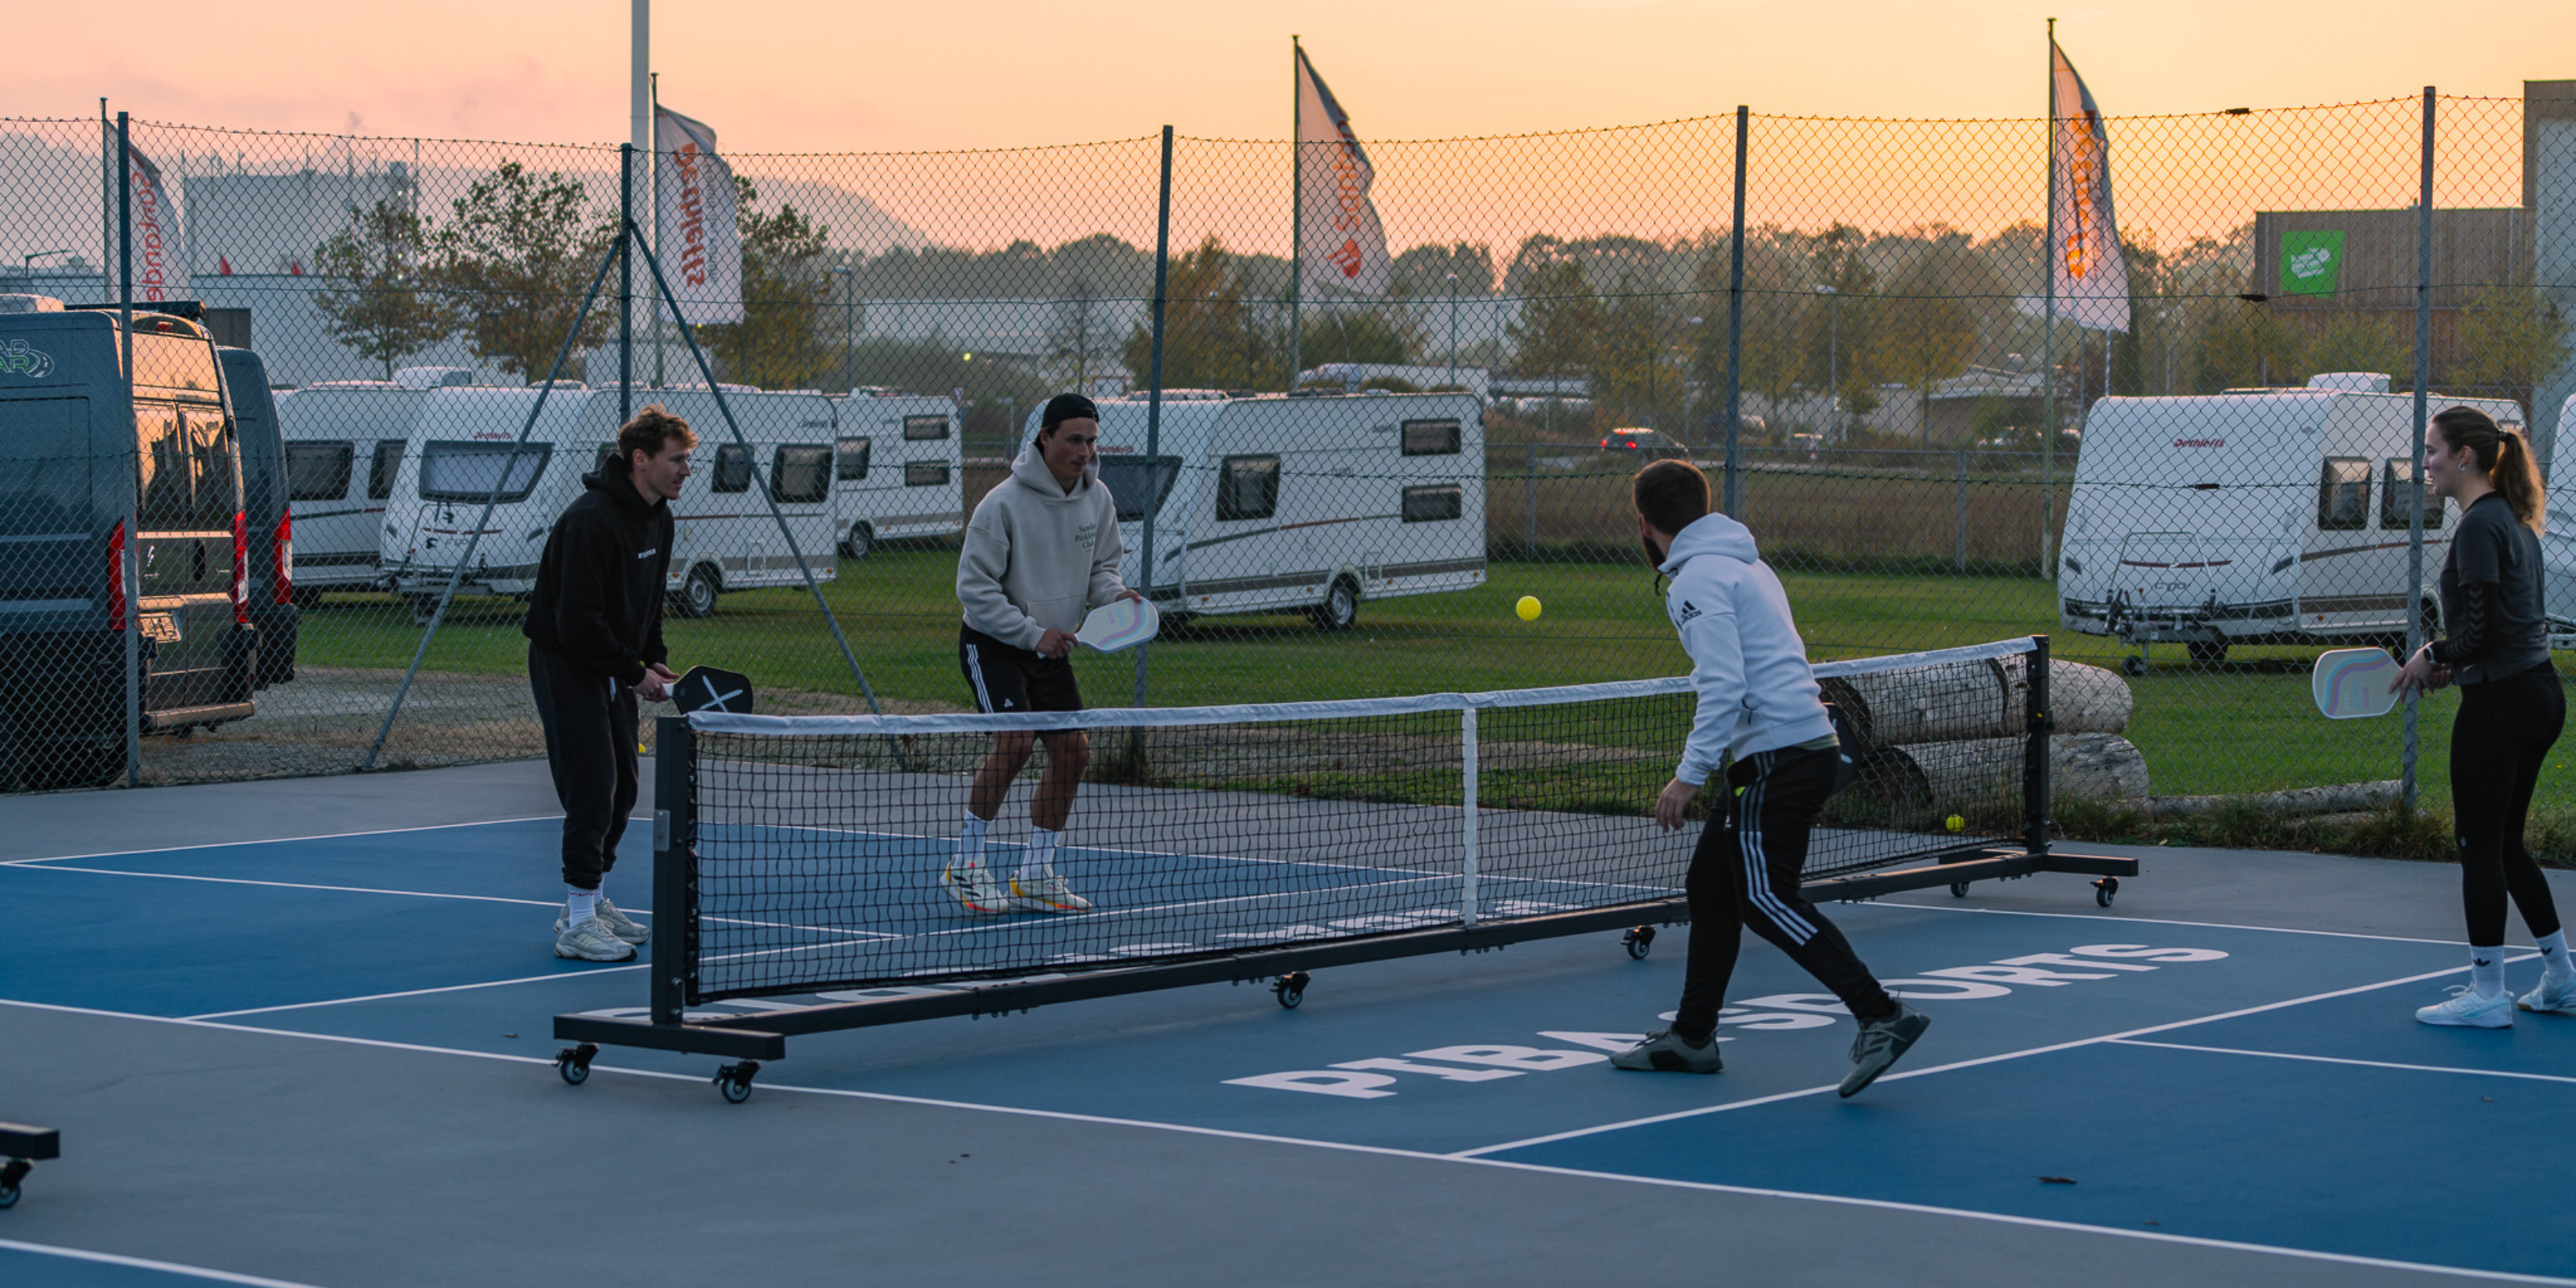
[
  {"left": 1945, "top": 814, "right": 1965, "bottom": 832},
  {"left": 1515, "top": 595, "right": 1542, "bottom": 621}
]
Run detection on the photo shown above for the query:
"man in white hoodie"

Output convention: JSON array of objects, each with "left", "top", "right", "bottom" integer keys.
[
  {"left": 1609, "top": 460, "right": 1929, "bottom": 1098},
  {"left": 944, "top": 393, "right": 1141, "bottom": 915}
]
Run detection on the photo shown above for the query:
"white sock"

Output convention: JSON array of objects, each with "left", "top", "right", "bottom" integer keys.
[
  {"left": 2539, "top": 930, "right": 2574, "bottom": 981},
  {"left": 2471, "top": 946, "right": 2506, "bottom": 999},
  {"left": 957, "top": 811, "right": 990, "bottom": 869},
  {"left": 1018, "top": 828, "right": 1059, "bottom": 882},
  {"left": 567, "top": 887, "right": 600, "bottom": 927}
]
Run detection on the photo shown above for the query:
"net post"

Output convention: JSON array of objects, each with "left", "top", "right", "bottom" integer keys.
[
  {"left": 650, "top": 715, "right": 693, "bottom": 1029},
  {"left": 1459, "top": 704, "right": 1479, "bottom": 929},
  {"left": 2023, "top": 634, "right": 2054, "bottom": 857}
]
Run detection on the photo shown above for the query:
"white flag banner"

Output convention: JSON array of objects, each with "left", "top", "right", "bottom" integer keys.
[
  {"left": 654, "top": 105, "right": 743, "bottom": 326},
  {"left": 1295, "top": 48, "right": 1391, "bottom": 298},
  {"left": 2021, "top": 41, "right": 2130, "bottom": 333},
  {"left": 105, "top": 126, "right": 188, "bottom": 302}
]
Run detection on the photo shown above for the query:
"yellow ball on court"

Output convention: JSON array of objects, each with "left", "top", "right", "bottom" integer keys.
[
  {"left": 1945, "top": 814, "right": 1966, "bottom": 833},
  {"left": 1515, "top": 595, "right": 1543, "bottom": 621}
]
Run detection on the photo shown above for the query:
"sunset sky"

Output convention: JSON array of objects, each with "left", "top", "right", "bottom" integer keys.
[{"left": 19, "top": 1, "right": 2575, "bottom": 150}]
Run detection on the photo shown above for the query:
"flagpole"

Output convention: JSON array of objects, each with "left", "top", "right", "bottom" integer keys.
[
  {"left": 1288, "top": 36, "right": 1302, "bottom": 387},
  {"left": 2041, "top": 17, "right": 2059, "bottom": 580}
]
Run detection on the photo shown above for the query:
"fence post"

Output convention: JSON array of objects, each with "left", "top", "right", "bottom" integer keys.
[
  {"left": 117, "top": 113, "right": 139, "bottom": 790},
  {"left": 1523, "top": 442, "right": 1537, "bottom": 555},
  {"left": 1955, "top": 450, "right": 1969, "bottom": 572},
  {"left": 1135, "top": 125, "right": 1174, "bottom": 712},
  {"left": 1722, "top": 104, "right": 1749, "bottom": 518},
  {"left": 2402, "top": 86, "right": 2436, "bottom": 814},
  {"left": 619, "top": 142, "right": 632, "bottom": 425}
]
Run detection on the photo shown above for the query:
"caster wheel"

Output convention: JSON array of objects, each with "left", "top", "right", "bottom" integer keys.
[
  {"left": 2119, "top": 656, "right": 2149, "bottom": 677},
  {"left": 1949, "top": 881, "right": 1971, "bottom": 898},
  {"left": 1620, "top": 926, "right": 1656, "bottom": 960},
  {"left": 1273, "top": 971, "right": 1310, "bottom": 1009},
  {"left": 715, "top": 1061, "right": 760, "bottom": 1104},
  {"left": 0, "top": 1158, "right": 29, "bottom": 1209},
  {"left": 2095, "top": 877, "right": 2120, "bottom": 907},
  {"left": 556, "top": 1042, "right": 598, "bottom": 1086}
]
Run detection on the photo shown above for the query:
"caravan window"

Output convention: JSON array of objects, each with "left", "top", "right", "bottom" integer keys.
[
  {"left": 903, "top": 415, "right": 950, "bottom": 441},
  {"left": 2380, "top": 458, "right": 2444, "bottom": 530},
  {"left": 419, "top": 441, "right": 551, "bottom": 502},
  {"left": 185, "top": 410, "right": 239, "bottom": 525},
  {"left": 368, "top": 439, "right": 405, "bottom": 500},
  {"left": 906, "top": 460, "right": 951, "bottom": 487},
  {"left": 772, "top": 445, "right": 832, "bottom": 502},
  {"left": 1096, "top": 455, "right": 1179, "bottom": 521},
  {"left": 286, "top": 440, "right": 355, "bottom": 501},
  {"left": 1401, "top": 419, "right": 1462, "bottom": 456},
  {"left": 2316, "top": 457, "right": 2369, "bottom": 531},
  {"left": 1402, "top": 484, "right": 1463, "bottom": 523},
  {"left": 711, "top": 444, "right": 753, "bottom": 493},
  {"left": 131, "top": 332, "right": 218, "bottom": 394},
  {"left": 1218, "top": 455, "right": 1279, "bottom": 522},
  {"left": 836, "top": 436, "right": 871, "bottom": 481},
  {"left": 136, "top": 406, "right": 193, "bottom": 529}
]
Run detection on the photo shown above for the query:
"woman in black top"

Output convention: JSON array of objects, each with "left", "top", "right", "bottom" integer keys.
[{"left": 2393, "top": 407, "right": 2570, "bottom": 1026}]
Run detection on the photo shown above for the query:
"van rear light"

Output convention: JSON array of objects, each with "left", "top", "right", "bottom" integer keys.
[
  {"left": 106, "top": 521, "right": 127, "bottom": 631},
  {"left": 273, "top": 510, "right": 294, "bottom": 604},
  {"left": 232, "top": 511, "right": 250, "bottom": 625}
]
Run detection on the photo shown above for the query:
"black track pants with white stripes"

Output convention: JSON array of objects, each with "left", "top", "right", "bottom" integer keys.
[{"left": 1671, "top": 745, "right": 1897, "bottom": 1041}]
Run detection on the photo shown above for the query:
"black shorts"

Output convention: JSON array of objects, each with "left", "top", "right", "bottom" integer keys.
[{"left": 959, "top": 624, "right": 1084, "bottom": 716}]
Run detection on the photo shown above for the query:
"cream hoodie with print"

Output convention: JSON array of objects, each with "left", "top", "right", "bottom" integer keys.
[{"left": 956, "top": 441, "right": 1129, "bottom": 650}]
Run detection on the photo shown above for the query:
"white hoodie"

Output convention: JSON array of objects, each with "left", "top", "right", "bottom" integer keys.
[
  {"left": 956, "top": 442, "right": 1129, "bottom": 650},
  {"left": 1659, "top": 510, "right": 1835, "bottom": 785}
]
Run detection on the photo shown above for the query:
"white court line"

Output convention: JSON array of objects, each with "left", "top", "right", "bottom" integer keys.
[
  {"left": 2, "top": 864, "right": 571, "bottom": 909},
  {"left": 0, "top": 1237, "right": 336, "bottom": 1287},
  {"left": 0, "top": 815, "right": 559, "bottom": 867},
  {"left": 1845, "top": 898, "right": 2487, "bottom": 948},
  {"left": 184, "top": 967, "right": 646, "bottom": 1021},
  {"left": 1450, "top": 955, "right": 2541, "bottom": 1159},
  {"left": 2111, "top": 1038, "right": 2576, "bottom": 1087},
  {"left": 5, "top": 997, "right": 2566, "bottom": 1287}
]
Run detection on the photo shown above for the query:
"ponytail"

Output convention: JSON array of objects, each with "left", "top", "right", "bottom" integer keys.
[{"left": 2430, "top": 405, "right": 2546, "bottom": 534}]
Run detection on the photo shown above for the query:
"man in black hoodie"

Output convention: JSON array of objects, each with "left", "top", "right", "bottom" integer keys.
[{"left": 524, "top": 406, "right": 694, "bottom": 961}]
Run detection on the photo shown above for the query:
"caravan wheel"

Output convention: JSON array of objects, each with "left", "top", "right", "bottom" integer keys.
[
  {"left": 840, "top": 522, "right": 875, "bottom": 560},
  {"left": 672, "top": 566, "right": 722, "bottom": 619},
  {"left": 1311, "top": 578, "right": 1360, "bottom": 632}
]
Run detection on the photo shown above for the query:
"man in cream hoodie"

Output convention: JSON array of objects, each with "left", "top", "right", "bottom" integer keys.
[
  {"left": 945, "top": 393, "right": 1141, "bottom": 915},
  {"left": 1608, "top": 460, "right": 1928, "bottom": 1097}
]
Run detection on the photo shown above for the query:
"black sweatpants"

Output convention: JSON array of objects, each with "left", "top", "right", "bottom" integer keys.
[
  {"left": 1673, "top": 745, "right": 1897, "bottom": 1041},
  {"left": 2450, "top": 663, "right": 2566, "bottom": 947},
  {"left": 528, "top": 642, "right": 639, "bottom": 891}
]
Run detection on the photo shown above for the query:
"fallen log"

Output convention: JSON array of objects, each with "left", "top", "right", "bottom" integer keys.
[
  {"left": 1853, "top": 732, "right": 2151, "bottom": 813},
  {"left": 1820, "top": 656, "right": 2131, "bottom": 745},
  {"left": 2150, "top": 780, "right": 2401, "bottom": 822}
]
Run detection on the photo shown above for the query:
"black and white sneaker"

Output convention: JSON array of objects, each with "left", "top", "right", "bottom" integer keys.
[
  {"left": 1609, "top": 1027, "right": 1724, "bottom": 1074},
  {"left": 1839, "top": 1002, "right": 1930, "bottom": 1098}
]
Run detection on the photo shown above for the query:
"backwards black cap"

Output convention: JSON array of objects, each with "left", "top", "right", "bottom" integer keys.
[{"left": 1040, "top": 392, "right": 1100, "bottom": 432}]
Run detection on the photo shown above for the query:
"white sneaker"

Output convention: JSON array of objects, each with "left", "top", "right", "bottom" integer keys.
[
  {"left": 2517, "top": 972, "right": 2576, "bottom": 1014},
  {"left": 1008, "top": 872, "right": 1093, "bottom": 914},
  {"left": 553, "top": 897, "right": 650, "bottom": 946},
  {"left": 2416, "top": 985, "right": 2512, "bottom": 1028},
  {"left": 555, "top": 916, "right": 637, "bottom": 962},
  {"left": 940, "top": 861, "right": 1010, "bottom": 915}
]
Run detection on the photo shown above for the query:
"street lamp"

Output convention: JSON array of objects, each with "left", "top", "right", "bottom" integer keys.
[
  {"left": 830, "top": 266, "right": 854, "bottom": 392},
  {"left": 20, "top": 248, "right": 73, "bottom": 280},
  {"left": 1446, "top": 271, "right": 1459, "bottom": 390},
  {"left": 1813, "top": 284, "right": 1839, "bottom": 441}
]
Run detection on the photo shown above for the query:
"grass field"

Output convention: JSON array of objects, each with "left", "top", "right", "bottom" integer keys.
[{"left": 288, "top": 548, "right": 2573, "bottom": 803}]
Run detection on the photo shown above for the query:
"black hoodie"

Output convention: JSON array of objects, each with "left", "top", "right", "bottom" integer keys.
[{"left": 522, "top": 460, "right": 673, "bottom": 686}]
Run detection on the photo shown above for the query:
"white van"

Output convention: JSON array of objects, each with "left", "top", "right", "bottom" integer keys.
[
  {"left": 2544, "top": 393, "right": 2576, "bottom": 648},
  {"left": 827, "top": 392, "right": 964, "bottom": 557},
  {"left": 379, "top": 388, "right": 840, "bottom": 620},
  {"left": 2059, "top": 375, "right": 2524, "bottom": 671},
  {"left": 1055, "top": 391, "right": 1486, "bottom": 629},
  {"left": 273, "top": 384, "right": 427, "bottom": 602}
]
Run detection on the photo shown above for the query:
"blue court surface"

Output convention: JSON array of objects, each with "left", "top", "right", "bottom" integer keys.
[{"left": 3, "top": 785, "right": 2574, "bottom": 1287}]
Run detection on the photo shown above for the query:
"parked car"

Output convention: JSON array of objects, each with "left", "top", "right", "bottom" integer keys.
[{"left": 1597, "top": 428, "right": 1690, "bottom": 460}]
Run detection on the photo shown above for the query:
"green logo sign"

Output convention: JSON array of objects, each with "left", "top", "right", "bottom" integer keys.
[
  {"left": 0, "top": 337, "right": 54, "bottom": 378},
  {"left": 2280, "top": 229, "right": 2346, "bottom": 297}
]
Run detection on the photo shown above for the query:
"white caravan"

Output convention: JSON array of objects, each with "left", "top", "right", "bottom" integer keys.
[
  {"left": 827, "top": 392, "right": 964, "bottom": 557},
  {"left": 2058, "top": 375, "right": 2524, "bottom": 671},
  {"left": 272, "top": 384, "right": 427, "bottom": 601},
  {"left": 1050, "top": 391, "right": 1487, "bottom": 629},
  {"left": 380, "top": 387, "right": 840, "bottom": 619}
]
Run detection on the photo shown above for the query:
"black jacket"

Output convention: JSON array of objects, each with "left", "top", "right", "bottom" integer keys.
[{"left": 523, "top": 461, "right": 672, "bottom": 685}]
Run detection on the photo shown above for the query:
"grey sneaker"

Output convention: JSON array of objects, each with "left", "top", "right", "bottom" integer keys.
[
  {"left": 1608, "top": 1028, "right": 1724, "bottom": 1074},
  {"left": 554, "top": 897, "right": 650, "bottom": 946},
  {"left": 941, "top": 861, "right": 1010, "bottom": 915},
  {"left": 1007, "top": 872, "right": 1094, "bottom": 914},
  {"left": 554, "top": 916, "right": 637, "bottom": 962},
  {"left": 1840, "top": 1002, "right": 1930, "bottom": 1098},
  {"left": 2517, "top": 972, "right": 2576, "bottom": 1014}
]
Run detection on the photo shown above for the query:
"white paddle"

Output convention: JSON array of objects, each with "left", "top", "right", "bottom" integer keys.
[
  {"left": 1075, "top": 597, "right": 1161, "bottom": 653},
  {"left": 2311, "top": 647, "right": 2404, "bottom": 719}
]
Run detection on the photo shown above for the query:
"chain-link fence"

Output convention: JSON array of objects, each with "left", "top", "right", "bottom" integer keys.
[{"left": 2, "top": 94, "right": 2570, "bottom": 833}]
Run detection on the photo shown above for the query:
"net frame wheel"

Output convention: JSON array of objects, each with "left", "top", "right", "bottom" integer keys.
[
  {"left": 715, "top": 1061, "right": 760, "bottom": 1104},
  {"left": 1621, "top": 926, "right": 1656, "bottom": 960},
  {"left": 1949, "top": 881, "right": 1971, "bottom": 898},
  {"left": 0, "top": 1158, "right": 31, "bottom": 1209},
  {"left": 556, "top": 1042, "right": 599, "bottom": 1086},
  {"left": 1273, "top": 972, "right": 1310, "bottom": 1009},
  {"left": 2094, "top": 877, "right": 2120, "bottom": 907}
]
